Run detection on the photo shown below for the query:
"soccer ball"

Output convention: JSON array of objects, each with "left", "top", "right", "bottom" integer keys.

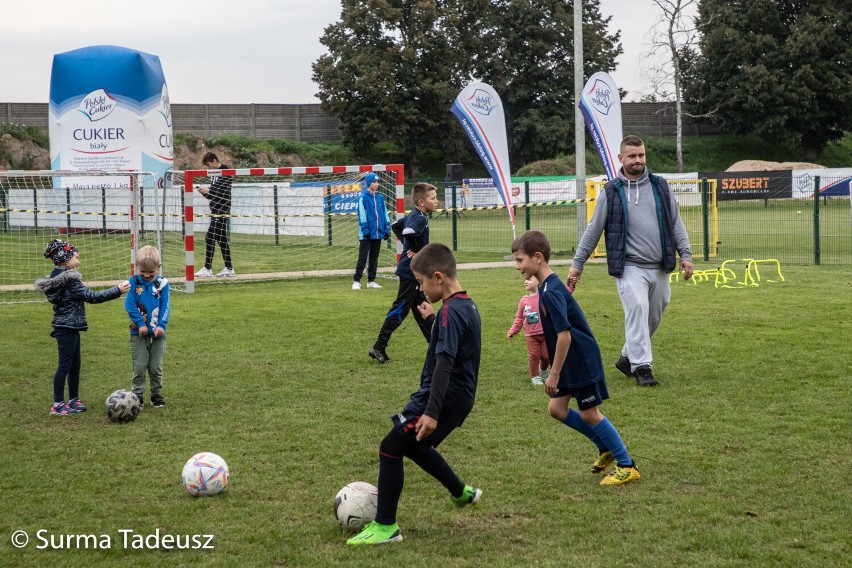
[
  {"left": 105, "top": 389, "right": 141, "bottom": 423},
  {"left": 334, "top": 481, "right": 378, "bottom": 531},
  {"left": 182, "top": 452, "right": 230, "bottom": 496}
]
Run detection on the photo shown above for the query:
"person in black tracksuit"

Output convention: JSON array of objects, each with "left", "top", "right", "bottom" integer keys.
[
  {"left": 368, "top": 183, "right": 439, "bottom": 364},
  {"left": 195, "top": 152, "right": 235, "bottom": 277}
]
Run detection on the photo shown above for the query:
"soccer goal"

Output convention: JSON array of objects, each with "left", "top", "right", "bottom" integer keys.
[
  {"left": 0, "top": 165, "right": 404, "bottom": 301},
  {"left": 174, "top": 164, "right": 405, "bottom": 293}
]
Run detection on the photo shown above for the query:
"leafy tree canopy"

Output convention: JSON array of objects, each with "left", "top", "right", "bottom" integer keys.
[
  {"left": 313, "top": 1, "right": 621, "bottom": 173},
  {"left": 692, "top": 0, "right": 852, "bottom": 159}
]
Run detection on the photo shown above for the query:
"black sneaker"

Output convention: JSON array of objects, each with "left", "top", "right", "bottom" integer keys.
[
  {"left": 614, "top": 355, "right": 634, "bottom": 377},
  {"left": 135, "top": 393, "right": 144, "bottom": 407},
  {"left": 151, "top": 395, "right": 166, "bottom": 408},
  {"left": 368, "top": 347, "right": 390, "bottom": 364},
  {"left": 635, "top": 366, "right": 659, "bottom": 387}
]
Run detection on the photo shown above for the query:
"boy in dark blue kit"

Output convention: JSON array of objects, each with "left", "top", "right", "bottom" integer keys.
[
  {"left": 512, "top": 230, "right": 640, "bottom": 485},
  {"left": 348, "top": 244, "right": 482, "bottom": 545},
  {"left": 368, "top": 182, "right": 439, "bottom": 364}
]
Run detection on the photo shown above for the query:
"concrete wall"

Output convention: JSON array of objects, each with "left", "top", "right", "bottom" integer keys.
[{"left": 3, "top": 101, "right": 723, "bottom": 142}]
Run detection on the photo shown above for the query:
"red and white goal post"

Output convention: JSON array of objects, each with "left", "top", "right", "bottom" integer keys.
[
  {"left": 177, "top": 164, "right": 405, "bottom": 292},
  {"left": 0, "top": 165, "right": 404, "bottom": 301}
]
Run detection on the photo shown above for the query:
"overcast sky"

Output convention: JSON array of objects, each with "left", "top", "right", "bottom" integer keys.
[{"left": 0, "top": 0, "right": 679, "bottom": 105}]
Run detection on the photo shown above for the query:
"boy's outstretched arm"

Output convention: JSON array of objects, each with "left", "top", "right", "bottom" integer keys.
[{"left": 545, "top": 330, "right": 572, "bottom": 396}]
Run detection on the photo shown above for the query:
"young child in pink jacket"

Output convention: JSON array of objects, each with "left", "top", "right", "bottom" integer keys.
[{"left": 507, "top": 276, "right": 550, "bottom": 385}]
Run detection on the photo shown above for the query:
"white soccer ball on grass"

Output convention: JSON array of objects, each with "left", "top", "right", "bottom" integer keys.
[
  {"left": 334, "top": 481, "right": 378, "bottom": 531},
  {"left": 182, "top": 452, "right": 230, "bottom": 496}
]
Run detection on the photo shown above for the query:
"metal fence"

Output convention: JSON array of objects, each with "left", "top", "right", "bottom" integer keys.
[{"left": 428, "top": 177, "right": 851, "bottom": 266}]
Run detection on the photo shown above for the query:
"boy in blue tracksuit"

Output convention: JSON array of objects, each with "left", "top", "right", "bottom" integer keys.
[
  {"left": 125, "top": 246, "right": 171, "bottom": 408},
  {"left": 368, "top": 182, "right": 439, "bottom": 364},
  {"left": 353, "top": 172, "right": 391, "bottom": 290}
]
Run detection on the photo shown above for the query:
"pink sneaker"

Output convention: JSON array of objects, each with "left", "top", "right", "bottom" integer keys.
[{"left": 50, "top": 402, "right": 77, "bottom": 416}]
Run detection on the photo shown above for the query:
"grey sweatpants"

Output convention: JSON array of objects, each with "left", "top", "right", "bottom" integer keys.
[
  {"left": 130, "top": 335, "right": 166, "bottom": 397},
  {"left": 615, "top": 265, "right": 670, "bottom": 371}
]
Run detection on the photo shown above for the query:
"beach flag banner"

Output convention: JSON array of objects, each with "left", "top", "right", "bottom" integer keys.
[
  {"left": 579, "top": 72, "right": 623, "bottom": 181},
  {"left": 451, "top": 82, "right": 516, "bottom": 234}
]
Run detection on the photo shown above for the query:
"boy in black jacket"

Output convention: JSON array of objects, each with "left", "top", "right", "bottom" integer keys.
[{"left": 368, "top": 183, "right": 439, "bottom": 364}]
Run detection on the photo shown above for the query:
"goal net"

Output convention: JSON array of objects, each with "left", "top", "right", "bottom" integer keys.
[
  {"left": 175, "top": 164, "right": 404, "bottom": 293},
  {"left": 0, "top": 170, "right": 168, "bottom": 303},
  {"left": 0, "top": 165, "right": 404, "bottom": 301}
]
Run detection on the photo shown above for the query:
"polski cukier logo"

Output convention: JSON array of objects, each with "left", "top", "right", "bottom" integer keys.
[
  {"left": 159, "top": 85, "right": 172, "bottom": 128},
  {"left": 587, "top": 79, "right": 616, "bottom": 116},
  {"left": 466, "top": 89, "right": 498, "bottom": 116},
  {"left": 77, "top": 89, "right": 117, "bottom": 122}
]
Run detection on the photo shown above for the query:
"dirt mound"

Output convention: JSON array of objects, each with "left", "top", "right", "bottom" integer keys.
[
  {"left": 726, "top": 159, "right": 824, "bottom": 172},
  {"left": 0, "top": 134, "right": 50, "bottom": 169}
]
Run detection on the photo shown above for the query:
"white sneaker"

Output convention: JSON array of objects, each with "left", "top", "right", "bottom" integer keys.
[
  {"left": 352, "top": 281, "right": 362, "bottom": 290},
  {"left": 531, "top": 376, "right": 544, "bottom": 385},
  {"left": 195, "top": 267, "right": 213, "bottom": 278},
  {"left": 366, "top": 281, "right": 382, "bottom": 289},
  {"left": 216, "top": 267, "right": 236, "bottom": 277}
]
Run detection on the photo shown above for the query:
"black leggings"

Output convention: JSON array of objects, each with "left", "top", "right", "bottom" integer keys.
[
  {"left": 53, "top": 331, "right": 82, "bottom": 403},
  {"left": 354, "top": 239, "right": 382, "bottom": 282},
  {"left": 374, "top": 417, "right": 465, "bottom": 525},
  {"left": 375, "top": 278, "right": 431, "bottom": 349},
  {"left": 205, "top": 216, "right": 232, "bottom": 269}
]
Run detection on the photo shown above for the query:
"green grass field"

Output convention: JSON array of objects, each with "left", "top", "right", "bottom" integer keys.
[{"left": 1, "top": 263, "right": 850, "bottom": 567}]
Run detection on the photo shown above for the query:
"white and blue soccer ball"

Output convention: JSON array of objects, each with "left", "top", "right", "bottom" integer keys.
[
  {"left": 182, "top": 452, "right": 230, "bottom": 496},
  {"left": 105, "top": 389, "right": 141, "bottom": 423},
  {"left": 334, "top": 481, "right": 378, "bottom": 531}
]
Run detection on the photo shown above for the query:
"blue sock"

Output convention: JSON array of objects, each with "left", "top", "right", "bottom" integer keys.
[
  {"left": 562, "top": 409, "right": 608, "bottom": 452},
  {"left": 591, "top": 418, "right": 633, "bottom": 467}
]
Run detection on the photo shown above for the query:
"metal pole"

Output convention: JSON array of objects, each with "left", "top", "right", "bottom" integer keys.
[
  {"left": 525, "top": 181, "right": 531, "bottom": 231},
  {"left": 701, "top": 177, "right": 709, "bottom": 261},
  {"left": 574, "top": 0, "right": 586, "bottom": 239},
  {"left": 273, "top": 184, "right": 280, "bottom": 246},
  {"left": 326, "top": 187, "right": 333, "bottom": 246},
  {"left": 451, "top": 183, "right": 458, "bottom": 251},
  {"left": 813, "top": 176, "right": 820, "bottom": 265}
]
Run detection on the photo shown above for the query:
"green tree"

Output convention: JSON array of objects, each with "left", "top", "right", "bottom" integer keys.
[
  {"left": 475, "top": 0, "right": 621, "bottom": 166},
  {"left": 693, "top": 0, "right": 852, "bottom": 160},
  {"left": 312, "top": 0, "right": 486, "bottom": 175}
]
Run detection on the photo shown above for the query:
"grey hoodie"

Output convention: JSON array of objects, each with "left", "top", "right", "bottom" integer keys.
[{"left": 572, "top": 167, "right": 692, "bottom": 270}]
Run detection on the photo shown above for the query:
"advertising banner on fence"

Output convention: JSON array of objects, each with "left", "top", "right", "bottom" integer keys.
[
  {"left": 579, "top": 72, "right": 623, "bottom": 181},
  {"left": 699, "top": 171, "right": 792, "bottom": 201},
  {"left": 791, "top": 168, "right": 852, "bottom": 199},
  {"left": 451, "top": 82, "right": 515, "bottom": 230},
  {"left": 49, "top": 45, "right": 173, "bottom": 189},
  {"left": 444, "top": 177, "right": 578, "bottom": 207}
]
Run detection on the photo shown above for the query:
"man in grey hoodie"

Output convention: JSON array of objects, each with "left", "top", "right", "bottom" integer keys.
[{"left": 568, "top": 135, "right": 693, "bottom": 386}]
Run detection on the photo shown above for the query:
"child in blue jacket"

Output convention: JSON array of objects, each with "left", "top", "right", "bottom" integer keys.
[
  {"left": 125, "top": 246, "right": 171, "bottom": 408},
  {"left": 352, "top": 172, "right": 391, "bottom": 290}
]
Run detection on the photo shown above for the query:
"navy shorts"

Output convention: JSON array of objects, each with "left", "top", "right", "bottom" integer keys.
[{"left": 551, "top": 379, "right": 609, "bottom": 410}]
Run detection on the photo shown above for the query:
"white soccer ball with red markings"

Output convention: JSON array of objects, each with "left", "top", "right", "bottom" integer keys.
[
  {"left": 182, "top": 452, "right": 230, "bottom": 496},
  {"left": 334, "top": 481, "right": 378, "bottom": 531}
]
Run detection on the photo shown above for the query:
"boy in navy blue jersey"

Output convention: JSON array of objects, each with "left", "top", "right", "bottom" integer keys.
[
  {"left": 368, "top": 182, "right": 439, "bottom": 364},
  {"left": 511, "top": 230, "right": 640, "bottom": 485},
  {"left": 348, "top": 243, "right": 482, "bottom": 545}
]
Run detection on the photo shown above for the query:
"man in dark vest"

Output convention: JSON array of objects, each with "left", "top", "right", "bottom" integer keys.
[{"left": 568, "top": 135, "right": 693, "bottom": 386}]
